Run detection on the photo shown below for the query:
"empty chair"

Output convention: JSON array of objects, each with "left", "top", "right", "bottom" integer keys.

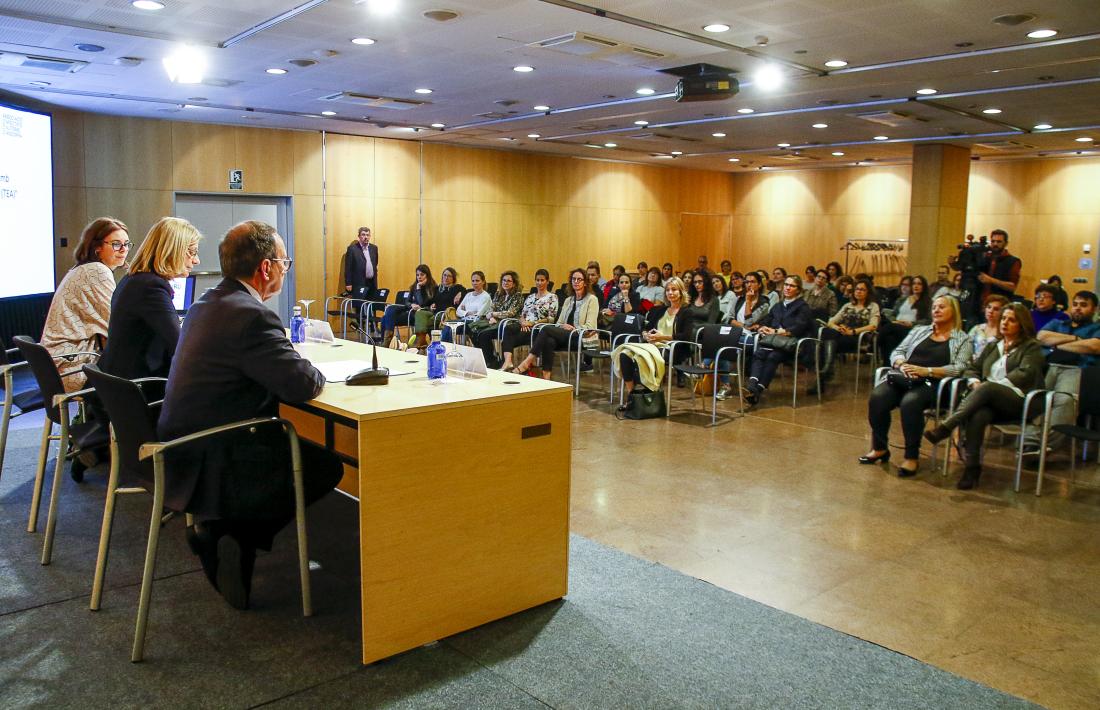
[
  {"left": 1, "top": 337, "right": 45, "bottom": 479},
  {"left": 671, "top": 324, "right": 747, "bottom": 424}
]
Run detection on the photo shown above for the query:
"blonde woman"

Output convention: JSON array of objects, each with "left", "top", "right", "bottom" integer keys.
[
  {"left": 99, "top": 217, "right": 202, "bottom": 380},
  {"left": 41, "top": 217, "right": 129, "bottom": 392}
]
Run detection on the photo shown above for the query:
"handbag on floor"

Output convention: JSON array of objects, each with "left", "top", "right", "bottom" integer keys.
[{"left": 617, "top": 388, "right": 665, "bottom": 420}]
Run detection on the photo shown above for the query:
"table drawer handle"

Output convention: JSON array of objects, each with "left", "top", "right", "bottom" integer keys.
[{"left": 521, "top": 423, "right": 551, "bottom": 439}]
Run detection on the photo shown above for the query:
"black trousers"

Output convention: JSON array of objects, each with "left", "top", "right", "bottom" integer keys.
[
  {"left": 211, "top": 441, "right": 342, "bottom": 551},
  {"left": 942, "top": 382, "right": 1044, "bottom": 464},
  {"left": 747, "top": 349, "right": 788, "bottom": 390},
  {"left": 867, "top": 380, "right": 937, "bottom": 459},
  {"left": 531, "top": 326, "right": 573, "bottom": 370},
  {"left": 473, "top": 322, "right": 528, "bottom": 363},
  {"left": 820, "top": 328, "right": 861, "bottom": 354}
]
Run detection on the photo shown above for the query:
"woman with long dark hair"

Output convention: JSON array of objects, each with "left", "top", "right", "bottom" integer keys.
[
  {"left": 878, "top": 275, "right": 931, "bottom": 361},
  {"left": 514, "top": 268, "right": 599, "bottom": 378}
]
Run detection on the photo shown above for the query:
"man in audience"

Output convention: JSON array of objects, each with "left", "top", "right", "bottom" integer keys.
[
  {"left": 344, "top": 226, "right": 378, "bottom": 297},
  {"left": 933, "top": 264, "right": 952, "bottom": 292},
  {"left": 604, "top": 264, "right": 626, "bottom": 301},
  {"left": 1031, "top": 284, "right": 1070, "bottom": 331},
  {"left": 697, "top": 255, "right": 709, "bottom": 274},
  {"left": 159, "top": 220, "right": 342, "bottom": 610},
  {"left": 719, "top": 260, "right": 733, "bottom": 286},
  {"left": 586, "top": 263, "right": 606, "bottom": 307},
  {"left": 977, "top": 228, "right": 1021, "bottom": 301},
  {"left": 1023, "top": 290, "right": 1100, "bottom": 456},
  {"left": 634, "top": 261, "right": 649, "bottom": 288},
  {"left": 661, "top": 262, "right": 674, "bottom": 285}
]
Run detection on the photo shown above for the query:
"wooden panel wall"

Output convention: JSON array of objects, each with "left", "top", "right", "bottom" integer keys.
[
  {"left": 966, "top": 157, "right": 1100, "bottom": 295},
  {"left": 729, "top": 165, "right": 913, "bottom": 279}
]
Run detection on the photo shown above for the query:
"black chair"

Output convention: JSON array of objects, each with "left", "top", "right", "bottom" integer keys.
[
  {"left": 356, "top": 287, "right": 392, "bottom": 341},
  {"left": 13, "top": 336, "right": 110, "bottom": 565},
  {"left": 1028, "top": 365, "right": 1100, "bottom": 496},
  {"left": 486, "top": 282, "right": 498, "bottom": 297},
  {"left": 587, "top": 312, "right": 645, "bottom": 402},
  {"left": 672, "top": 324, "right": 746, "bottom": 423},
  {"left": 82, "top": 365, "right": 314, "bottom": 662},
  {"left": 1, "top": 337, "right": 45, "bottom": 479}
]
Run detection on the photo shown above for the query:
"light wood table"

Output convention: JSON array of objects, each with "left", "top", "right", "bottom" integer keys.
[{"left": 279, "top": 339, "right": 573, "bottom": 665}]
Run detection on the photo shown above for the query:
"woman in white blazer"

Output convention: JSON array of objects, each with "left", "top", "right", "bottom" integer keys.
[{"left": 512, "top": 267, "right": 598, "bottom": 378}]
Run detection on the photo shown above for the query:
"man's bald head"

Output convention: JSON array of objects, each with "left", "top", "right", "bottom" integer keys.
[{"left": 220, "top": 221, "right": 279, "bottom": 280}]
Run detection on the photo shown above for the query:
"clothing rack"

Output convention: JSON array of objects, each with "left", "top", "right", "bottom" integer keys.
[{"left": 841, "top": 238, "right": 908, "bottom": 283}]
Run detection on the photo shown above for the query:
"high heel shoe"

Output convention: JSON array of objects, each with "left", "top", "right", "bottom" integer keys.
[
  {"left": 896, "top": 462, "right": 920, "bottom": 478},
  {"left": 923, "top": 424, "right": 950, "bottom": 445},
  {"left": 857, "top": 451, "right": 891, "bottom": 465}
]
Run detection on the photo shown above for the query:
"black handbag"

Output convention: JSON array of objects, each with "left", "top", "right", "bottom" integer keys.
[
  {"left": 885, "top": 368, "right": 928, "bottom": 390},
  {"left": 757, "top": 333, "right": 798, "bottom": 353},
  {"left": 618, "top": 388, "right": 666, "bottom": 420}
]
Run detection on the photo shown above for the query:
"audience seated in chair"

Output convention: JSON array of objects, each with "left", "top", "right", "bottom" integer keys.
[
  {"left": 743, "top": 275, "right": 814, "bottom": 406},
  {"left": 380, "top": 264, "right": 436, "bottom": 350},
  {"left": 513, "top": 268, "right": 598, "bottom": 379},
  {"left": 470, "top": 270, "right": 528, "bottom": 369},
  {"left": 813, "top": 277, "right": 880, "bottom": 394}
]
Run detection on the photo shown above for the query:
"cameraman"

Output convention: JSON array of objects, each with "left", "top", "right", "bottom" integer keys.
[{"left": 951, "top": 229, "right": 1020, "bottom": 323}]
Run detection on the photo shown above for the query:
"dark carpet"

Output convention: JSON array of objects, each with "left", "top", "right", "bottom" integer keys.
[{"left": 0, "top": 423, "right": 1034, "bottom": 709}]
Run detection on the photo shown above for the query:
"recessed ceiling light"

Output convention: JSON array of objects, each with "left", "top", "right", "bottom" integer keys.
[
  {"left": 431, "top": 123, "right": 445, "bottom": 128},
  {"left": 712, "top": 132, "right": 726, "bottom": 137},
  {"left": 636, "top": 87, "right": 655, "bottom": 95},
  {"left": 634, "top": 120, "right": 649, "bottom": 126},
  {"left": 1033, "top": 123, "right": 1052, "bottom": 130},
  {"left": 414, "top": 88, "right": 433, "bottom": 94},
  {"left": 1076, "top": 137, "right": 1094, "bottom": 142},
  {"left": 737, "top": 107, "right": 754, "bottom": 114},
  {"left": 753, "top": 64, "right": 784, "bottom": 91},
  {"left": 824, "top": 59, "right": 848, "bottom": 68},
  {"left": 266, "top": 68, "right": 288, "bottom": 75},
  {"left": 703, "top": 23, "right": 730, "bottom": 33},
  {"left": 321, "top": 110, "right": 337, "bottom": 116},
  {"left": 513, "top": 65, "right": 534, "bottom": 73},
  {"left": 351, "top": 37, "right": 376, "bottom": 45},
  {"left": 604, "top": 142, "right": 617, "bottom": 148},
  {"left": 533, "top": 105, "right": 550, "bottom": 111},
  {"left": 163, "top": 46, "right": 205, "bottom": 84},
  {"left": 982, "top": 107, "right": 1002, "bottom": 114},
  {"left": 364, "top": 0, "right": 399, "bottom": 15},
  {"left": 528, "top": 133, "right": 540, "bottom": 138},
  {"left": 75, "top": 43, "right": 105, "bottom": 52},
  {"left": 777, "top": 142, "right": 790, "bottom": 147},
  {"left": 670, "top": 150, "right": 683, "bottom": 155},
  {"left": 873, "top": 135, "right": 889, "bottom": 141},
  {"left": 832, "top": 151, "right": 845, "bottom": 156},
  {"left": 1027, "top": 29, "right": 1058, "bottom": 39},
  {"left": 916, "top": 88, "right": 937, "bottom": 95},
  {"left": 728, "top": 158, "right": 739, "bottom": 162},
  {"left": 132, "top": 0, "right": 165, "bottom": 9},
  {"left": 812, "top": 123, "right": 828, "bottom": 128}
]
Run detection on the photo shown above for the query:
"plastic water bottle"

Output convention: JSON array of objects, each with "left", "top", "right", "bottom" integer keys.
[
  {"left": 427, "top": 330, "right": 447, "bottom": 380},
  {"left": 290, "top": 306, "right": 306, "bottom": 344}
]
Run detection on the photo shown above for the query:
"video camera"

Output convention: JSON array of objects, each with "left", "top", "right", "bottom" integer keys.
[{"left": 954, "top": 235, "right": 989, "bottom": 274}]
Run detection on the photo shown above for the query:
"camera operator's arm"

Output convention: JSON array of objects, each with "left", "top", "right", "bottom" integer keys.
[{"left": 977, "top": 260, "right": 1020, "bottom": 291}]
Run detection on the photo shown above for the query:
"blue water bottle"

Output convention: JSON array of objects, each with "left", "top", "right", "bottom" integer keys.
[
  {"left": 427, "top": 330, "right": 447, "bottom": 380},
  {"left": 290, "top": 306, "right": 305, "bottom": 344}
]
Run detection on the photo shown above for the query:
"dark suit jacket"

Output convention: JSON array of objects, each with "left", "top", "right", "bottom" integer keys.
[
  {"left": 99, "top": 272, "right": 180, "bottom": 381},
  {"left": 966, "top": 338, "right": 1046, "bottom": 392},
  {"left": 762, "top": 297, "right": 814, "bottom": 339},
  {"left": 344, "top": 241, "right": 379, "bottom": 295},
  {"left": 158, "top": 278, "right": 325, "bottom": 517}
]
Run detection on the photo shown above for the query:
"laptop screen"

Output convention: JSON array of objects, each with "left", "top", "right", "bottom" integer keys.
[{"left": 169, "top": 275, "right": 196, "bottom": 313}]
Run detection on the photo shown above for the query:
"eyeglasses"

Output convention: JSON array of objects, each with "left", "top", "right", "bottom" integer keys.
[
  {"left": 571, "top": 276, "right": 585, "bottom": 282},
  {"left": 108, "top": 240, "right": 132, "bottom": 252},
  {"left": 784, "top": 281, "right": 799, "bottom": 288},
  {"left": 272, "top": 257, "right": 293, "bottom": 271},
  {"left": 187, "top": 246, "right": 199, "bottom": 259}
]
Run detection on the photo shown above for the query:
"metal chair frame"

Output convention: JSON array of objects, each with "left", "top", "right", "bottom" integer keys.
[
  {"left": 1, "top": 342, "right": 44, "bottom": 479},
  {"left": 671, "top": 325, "right": 748, "bottom": 424}
]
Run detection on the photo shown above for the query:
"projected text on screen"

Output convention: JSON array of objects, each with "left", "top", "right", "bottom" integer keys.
[{"left": 0, "top": 104, "right": 55, "bottom": 299}]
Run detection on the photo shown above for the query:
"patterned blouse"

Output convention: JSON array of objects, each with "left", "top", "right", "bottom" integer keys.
[
  {"left": 521, "top": 291, "right": 559, "bottom": 323},
  {"left": 489, "top": 290, "right": 525, "bottom": 320},
  {"left": 968, "top": 323, "right": 999, "bottom": 362},
  {"left": 828, "top": 302, "right": 881, "bottom": 330},
  {"left": 605, "top": 290, "right": 632, "bottom": 314},
  {"left": 40, "top": 261, "right": 116, "bottom": 392}
]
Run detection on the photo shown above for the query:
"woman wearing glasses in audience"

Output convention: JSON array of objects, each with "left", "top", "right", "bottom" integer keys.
[
  {"left": 617, "top": 277, "right": 693, "bottom": 397},
  {"left": 99, "top": 217, "right": 202, "bottom": 382},
  {"left": 744, "top": 275, "right": 814, "bottom": 406},
  {"left": 636, "top": 267, "right": 665, "bottom": 310},
  {"left": 41, "top": 217, "right": 130, "bottom": 392},
  {"left": 381, "top": 264, "right": 436, "bottom": 350},
  {"left": 862, "top": 295, "right": 972, "bottom": 477},
  {"left": 728, "top": 271, "right": 745, "bottom": 300},
  {"left": 513, "top": 268, "right": 598, "bottom": 378},
  {"left": 470, "top": 270, "right": 529, "bottom": 369},
  {"left": 416, "top": 266, "right": 463, "bottom": 344},
  {"left": 685, "top": 271, "right": 721, "bottom": 330},
  {"left": 813, "top": 277, "right": 880, "bottom": 394},
  {"left": 729, "top": 271, "right": 771, "bottom": 330},
  {"left": 923, "top": 303, "right": 1045, "bottom": 490}
]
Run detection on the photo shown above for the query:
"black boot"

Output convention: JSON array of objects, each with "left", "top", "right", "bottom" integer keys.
[
  {"left": 807, "top": 339, "right": 836, "bottom": 395},
  {"left": 957, "top": 466, "right": 982, "bottom": 490}
]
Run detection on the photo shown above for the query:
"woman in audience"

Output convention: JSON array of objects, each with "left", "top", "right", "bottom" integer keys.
[
  {"left": 804, "top": 269, "right": 839, "bottom": 318},
  {"left": 661, "top": 262, "right": 674, "bottom": 286},
  {"left": 617, "top": 277, "right": 693, "bottom": 397},
  {"left": 442, "top": 270, "right": 491, "bottom": 343},
  {"left": 728, "top": 271, "right": 745, "bottom": 300},
  {"left": 878, "top": 275, "right": 931, "bottom": 360},
  {"left": 381, "top": 264, "right": 436, "bottom": 349},
  {"left": 825, "top": 261, "right": 844, "bottom": 291},
  {"left": 685, "top": 271, "right": 721, "bottom": 331},
  {"left": 833, "top": 275, "right": 856, "bottom": 307},
  {"left": 471, "top": 270, "right": 527, "bottom": 368},
  {"left": 602, "top": 273, "right": 639, "bottom": 323},
  {"left": 416, "top": 266, "right": 463, "bottom": 341},
  {"left": 99, "top": 217, "right": 202, "bottom": 382},
  {"left": 924, "top": 303, "right": 1045, "bottom": 489},
  {"left": 933, "top": 271, "right": 965, "bottom": 301},
  {"left": 712, "top": 274, "right": 736, "bottom": 321},
  {"left": 636, "top": 267, "right": 665, "bottom": 308},
  {"left": 680, "top": 269, "right": 695, "bottom": 284},
  {"left": 729, "top": 271, "right": 771, "bottom": 330},
  {"left": 813, "top": 277, "right": 880, "bottom": 393},
  {"left": 758, "top": 270, "right": 780, "bottom": 306},
  {"left": 891, "top": 275, "right": 913, "bottom": 311},
  {"left": 803, "top": 266, "right": 817, "bottom": 289},
  {"left": 862, "top": 295, "right": 972, "bottom": 476},
  {"left": 968, "top": 294, "right": 1009, "bottom": 361},
  {"left": 41, "top": 217, "right": 129, "bottom": 392},
  {"left": 744, "top": 275, "right": 814, "bottom": 405},
  {"left": 513, "top": 268, "right": 598, "bottom": 378},
  {"left": 633, "top": 261, "right": 649, "bottom": 288},
  {"left": 770, "top": 267, "right": 788, "bottom": 294},
  {"left": 1046, "top": 274, "right": 1069, "bottom": 311},
  {"left": 1030, "top": 284, "right": 1069, "bottom": 331}
]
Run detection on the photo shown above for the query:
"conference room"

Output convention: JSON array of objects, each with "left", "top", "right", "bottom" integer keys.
[{"left": 1, "top": 1, "right": 1099, "bottom": 708}]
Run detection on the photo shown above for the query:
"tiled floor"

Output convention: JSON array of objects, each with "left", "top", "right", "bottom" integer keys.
[{"left": 567, "top": 367, "right": 1100, "bottom": 710}]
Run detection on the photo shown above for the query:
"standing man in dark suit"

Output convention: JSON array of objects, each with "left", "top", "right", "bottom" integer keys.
[
  {"left": 344, "top": 226, "right": 378, "bottom": 297},
  {"left": 159, "top": 220, "right": 342, "bottom": 610}
]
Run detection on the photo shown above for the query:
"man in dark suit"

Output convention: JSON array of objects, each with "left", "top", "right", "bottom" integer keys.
[
  {"left": 344, "top": 226, "right": 378, "bottom": 297},
  {"left": 159, "top": 220, "right": 341, "bottom": 609}
]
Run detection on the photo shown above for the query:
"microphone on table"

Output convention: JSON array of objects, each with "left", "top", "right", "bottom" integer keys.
[{"left": 346, "top": 342, "right": 390, "bottom": 386}]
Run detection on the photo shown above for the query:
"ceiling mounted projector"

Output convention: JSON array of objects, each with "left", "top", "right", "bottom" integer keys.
[{"left": 662, "top": 63, "right": 739, "bottom": 103}]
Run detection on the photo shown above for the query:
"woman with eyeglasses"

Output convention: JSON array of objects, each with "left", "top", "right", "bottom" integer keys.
[
  {"left": 729, "top": 271, "right": 771, "bottom": 330},
  {"left": 470, "top": 270, "right": 528, "bottom": 369},
  {"left": 99, "top": 217, "right": 202, "bottom": 383},
  {"left": 743, "top": 275, "right": 815, "bottom": 406},
  {"left": 41, "top": 217, "right": 130, "bottom": 392},
  {"left": 513, "top": 267, "right": 598, "bottom": 378}
]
